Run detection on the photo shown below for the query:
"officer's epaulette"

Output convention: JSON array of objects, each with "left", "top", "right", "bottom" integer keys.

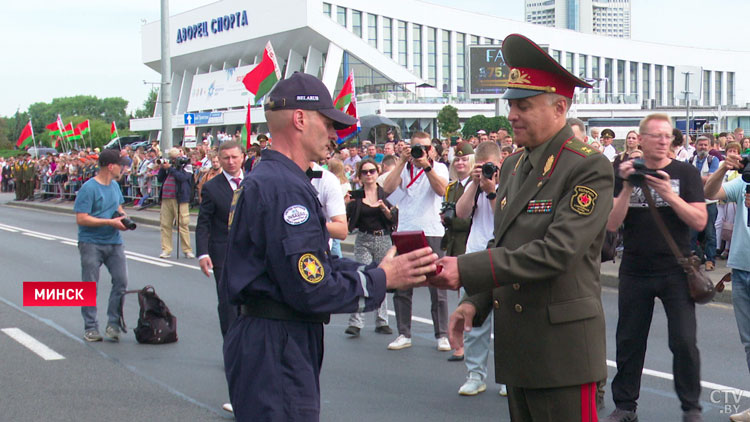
[
  {"left": 562, "top": 137, "right": 600, "bottom": 158},
  {"left": 508, "top": 147, "right": 525, "bottom": 158}
]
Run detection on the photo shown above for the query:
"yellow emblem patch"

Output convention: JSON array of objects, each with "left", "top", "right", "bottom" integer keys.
[
  {"left": 298, "top": 253, "right": 325, "bottom": 284},
  {"left": 227, "top": 187, "right": 243, "bottom": 230},
  {"left": 570, "top": 185, "right": 597, "bottom": 216}
]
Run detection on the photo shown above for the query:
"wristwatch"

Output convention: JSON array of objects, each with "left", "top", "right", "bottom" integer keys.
[
  {"left": 486, "top": 192, "right": 497, "bottom": 200},
  {"left": 423, "top": 165, "right": 432, "bottom": 173}
]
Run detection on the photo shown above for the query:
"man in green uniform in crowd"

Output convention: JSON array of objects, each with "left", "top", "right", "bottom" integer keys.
[
  {"left": 21, "top": 153, "right": 37, "bottom": 201},
  {"left": 429, "top": 33, "right": 614, "bottom": 421},
  {"left": 13, "top": 156, "right": 23, "bottom": 200}
]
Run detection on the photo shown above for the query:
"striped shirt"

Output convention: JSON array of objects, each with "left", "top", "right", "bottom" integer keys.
[{"left": 161, "top": 174, "right": 177, "bottom": 199}]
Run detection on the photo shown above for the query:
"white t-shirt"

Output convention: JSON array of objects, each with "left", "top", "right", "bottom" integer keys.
[
  {"left": 464, "top": 181, "right": 496, "bottom": 254},
  {"left": 388, "top": 162, "right": 449, "bottom": 237},
  {"left": 310, "top": 163, "right": 346, "bottom": 221},
  {"left": 603, "top": 144, "right": 617, "bottom": 162}
]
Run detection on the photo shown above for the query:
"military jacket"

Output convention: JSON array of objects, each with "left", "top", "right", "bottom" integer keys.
[
  {"left": 442, "top": 180, "right": 472, "bottom": 256},
  {"left": 458, "top": 125, "right": 613, "bottom": 389}
]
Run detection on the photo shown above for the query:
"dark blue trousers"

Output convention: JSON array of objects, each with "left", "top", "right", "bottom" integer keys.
[{"left": 224, "top": 316, "right": 324, "bottom": 422}]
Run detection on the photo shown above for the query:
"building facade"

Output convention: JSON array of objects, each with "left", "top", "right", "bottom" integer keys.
[
  {"left": 131, "top": 0, "right": 750, "bottom": 143},
  {"left": 525, "top": 0, "right": 631, "bottom": 39}
]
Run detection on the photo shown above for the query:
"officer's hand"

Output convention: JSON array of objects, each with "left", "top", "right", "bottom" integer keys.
[
  {"left": 110, "top": 216, "right": 127, "bottom": 231},
  {"left": 448, "top": 302, "right": 476, "bottom": 350},
  {"left": 427, "top": 256, "right": 461, "bottom": 290},
  {"left": 380, "top": 246, "right": 438, "bottom": 290},
  {"left": 199, "top": 256, "right": 213, "bottom": 277}
]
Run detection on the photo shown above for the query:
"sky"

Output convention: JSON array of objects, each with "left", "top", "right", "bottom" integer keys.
[{"left": 2, "top": 0, "right": 747, "bottom": 118}]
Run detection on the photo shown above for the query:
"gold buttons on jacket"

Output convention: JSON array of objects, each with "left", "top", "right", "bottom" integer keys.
[
  {"left": 512, "top": 283, "right": 520, "bottom": 291},
  {"left": 514, "top": 304, "right": 523, "bottom": 313},
  {"left": 493, "top": 300, "right": 500, "bottom": 309}
]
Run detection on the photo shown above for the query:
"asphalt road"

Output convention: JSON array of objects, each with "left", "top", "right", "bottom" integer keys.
[{"left": 1, "top": 198, "right": 749, "bottom": 421}]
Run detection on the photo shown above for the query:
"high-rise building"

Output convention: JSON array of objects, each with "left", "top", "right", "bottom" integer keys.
[{"left": 525, "top": 0, "right": 631, "bottom": 38}]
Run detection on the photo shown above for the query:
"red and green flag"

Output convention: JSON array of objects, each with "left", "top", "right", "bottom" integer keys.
[
  {"left": 62, "top": 122, "right": 74, "bottom": 138},
  {"left": 110, "top": 121, "right": 119, "bottom": 140},
  {"left": 68, "top": 127, "right": 82, "bottom": 141},
  {"left": 16, "top": 120, "right": 34, "bottom": 149},
  {"left": 333, "top": 70, "right": 360, "bottom": 143},
  {"left": 46, "top": 115, "right": 64, "bottom": 137},
  {"left": 242, "top": 41, "right": 281, "bottom": 104},
  {"left": 76, "top": 119, "right": 90, "bottom": 136}
]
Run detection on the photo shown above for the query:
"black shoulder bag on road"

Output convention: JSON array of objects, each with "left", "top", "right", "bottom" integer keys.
[
  {"left": 122, "top": 286, "right": 178, "bottom": 344},
  {"left": 640, "top": 187, "right": 716, "bottom": 304}
]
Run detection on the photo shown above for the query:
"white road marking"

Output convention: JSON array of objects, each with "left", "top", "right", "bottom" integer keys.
[
  {"left": 1, "top": 327, "right": 65, "bottom": 361},
  {"left": 0, "top": 226, "right": 18, "bottom": 232},
  {"left": 22, "top": 232, "right": 56, "bottom": 241},
  {"left": 126, "top": 255, "right": 172, "bottom": 268},
  {"left": 60, "top": 241, "right": 78, "bottom": 246}
]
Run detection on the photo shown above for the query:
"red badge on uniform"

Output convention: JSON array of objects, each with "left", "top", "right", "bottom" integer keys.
[{"left": 570, "top": 186, "right": 597, "bottom": 216}]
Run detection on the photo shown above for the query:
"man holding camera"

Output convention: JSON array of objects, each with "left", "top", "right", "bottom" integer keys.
[
  {"left": 158, "top": 148, "right": 194, "bottom": 259},
  {"left": 704, "top": 151, "right": 750, "bottom": 422},
  {"left": 74, "top": 149, "right": 132, "bottom": 342},
  {"left": 383, "top": 131, "right": 450, "bottom": 351},
  {"left": 605, "top": 114, "right": 707, "bottom": 422}
]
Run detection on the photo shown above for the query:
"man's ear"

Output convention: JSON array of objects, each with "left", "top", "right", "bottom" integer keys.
[{"left": 291, "top": 109, "right": 306, "bottom": 131}]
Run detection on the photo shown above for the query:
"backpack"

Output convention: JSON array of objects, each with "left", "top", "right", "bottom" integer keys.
[{"left": 123, "top": 286, "right": 178, "bottom": 344}]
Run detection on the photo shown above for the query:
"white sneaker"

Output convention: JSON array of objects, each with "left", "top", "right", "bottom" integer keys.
[
  {"left": 437, "top": 336, "right": 451, "bottom": 351},
  {"left": 731, "top": 408, "right": 750, "bottom": 422},
  {"left": 499, "top": 384, "right": 508, "bottom": 396},
  {"left": 387, "top": 335, "right": 412, "bottom": 350},
  {"left": 159, "top": 251, "right": 170, "bottom": 259},
  {"left": 458, "top": 372, "right": 486, "bottom": 396},
  {"left": 222, "top": 403, "right": 233, "bottom": 413}
]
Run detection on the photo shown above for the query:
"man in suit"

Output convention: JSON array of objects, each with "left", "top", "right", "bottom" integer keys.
[
  {"left": 429, "top": 33, "right": 614, "bottom": 421},
  {"left": 196, "top": 141, "right": 245, "bottom": 337}
]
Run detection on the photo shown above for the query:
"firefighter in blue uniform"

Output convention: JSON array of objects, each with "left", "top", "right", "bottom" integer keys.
[{"left": 221, "top": 72, "right": 438, "bottom": 422}]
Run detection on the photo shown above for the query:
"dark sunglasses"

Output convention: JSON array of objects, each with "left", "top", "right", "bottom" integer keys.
[{"left": 360, "top": 168, "right": 378, "bottom": 175}]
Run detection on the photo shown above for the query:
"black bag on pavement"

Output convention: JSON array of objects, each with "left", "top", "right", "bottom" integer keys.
[{"left": 124, "top": 286, "right": 178, "bottom": 344}]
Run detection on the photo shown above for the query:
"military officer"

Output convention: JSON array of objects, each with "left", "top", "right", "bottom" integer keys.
[
  {"left": 429, "top": 33, "right": 614, "bottom": 421},
  {"left": 13, "top": 156, "right": 23, "bottom": 200},
  {"left": 21, "top": 153, "right": 37, "bottom": 201},
  {"left": 442, "top": 142, "right": 475, "bottom": 258},
  {"left": 221, "top": 72, "right": 438, "bottom": 422}
]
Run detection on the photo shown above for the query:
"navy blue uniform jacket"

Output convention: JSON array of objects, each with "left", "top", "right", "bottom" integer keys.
[{"left": 223, "top": 149, "right": 386, "bottom": 315}]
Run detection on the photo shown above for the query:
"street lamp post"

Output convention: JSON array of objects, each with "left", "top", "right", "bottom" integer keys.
[{"left": 160, "top": 0, "right": 172, "bottom": 153}]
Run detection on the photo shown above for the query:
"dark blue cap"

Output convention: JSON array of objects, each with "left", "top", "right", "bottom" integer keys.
[{"left": 264, "top": 72, "right": 357, "bottom": 130}]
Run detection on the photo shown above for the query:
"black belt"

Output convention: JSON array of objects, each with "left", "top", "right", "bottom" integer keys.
[
  {"left": 240, "top": 296, "right": 330, "bottom": 324},
  {"left": 362, "top": 229, "right": 388, "bottom": 236}
]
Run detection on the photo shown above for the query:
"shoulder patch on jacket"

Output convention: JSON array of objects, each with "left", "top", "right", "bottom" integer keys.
[{"left": 563, "top": 138, "right": 600, "bottom": 158}]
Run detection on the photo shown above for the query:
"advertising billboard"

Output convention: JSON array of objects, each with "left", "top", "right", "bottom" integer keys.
[
  {"left": 467, "top": 45, "right": 510, "bottom": 99},
  {"left": 187, "top": 65, "right": 255, "bottom": 112}
]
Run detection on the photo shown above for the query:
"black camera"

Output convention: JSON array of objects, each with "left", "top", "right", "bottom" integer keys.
[
  {"left": 482, "top": 162, "right": 499, "bottom": 179},
  {"left": 627, "top": 159, "right": 663, "bottom": 186},
  {"left": 171, "top": 156, "right": 191, "bottom": 170},
  {"left": 112, "top": 211, "right": 136, "bottom": 230},
  {"left": 441, "top": 201, "right": 457, "bottom": 227},
  {"left": 410, "top": 145, "right": 428, "bottom": 159},
  {"left": 740, "top": 154, "right": 750, "bottom": 183}
]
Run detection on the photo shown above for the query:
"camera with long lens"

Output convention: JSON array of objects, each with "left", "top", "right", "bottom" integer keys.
[
  {"left": 627, "top": 158, "right": 662, "bottom": 186},
  {"left": 112, "top": 211, "right": 137, "bottom": 230},
  {"left": 482, "top": 162, "right": 499, "bottom": 179},
  {"left": 440, "top": 201, "right": 457, "bottom": 227},
  {"left": 740, "top": 154, "right": 750, "bottom": 183},
  {"left": 410, "top": 145, "right": 428, "bottom": 159},
  {"left": 171, "top": 156, "right": 191, "bottom": 170}
]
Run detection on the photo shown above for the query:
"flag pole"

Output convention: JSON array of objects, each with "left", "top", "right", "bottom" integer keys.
[{"left": 30, "top": 119, "right": 38, "bottom": 157}]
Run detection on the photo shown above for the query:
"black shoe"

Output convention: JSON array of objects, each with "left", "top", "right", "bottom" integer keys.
[
  {"left": 447, "top": 354, "right": 464, "bottom": 362},
  {"left": 374, "top": 325, "right": 393, "bottom": 335},
  {"left": 344, "top": 326, "right": 360, "bottom": 337},
  {"left": 602, "top": 408, "right": 638, "bottom": 422}
]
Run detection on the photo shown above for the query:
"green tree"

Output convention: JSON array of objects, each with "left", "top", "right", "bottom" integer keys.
[
  {"left": 460, "top": 115, "right": 490, "bottom": 139},
  {"left": 437, "top": 105, "right": 460, "bottom": 138},
  {"left": 134, "top": 88, "right": 158, "bottom": 119},
  {"left": 487, "top": 116, "right": 512, "bottom": 135},
  {"left": 27, "top": 95, "right": 130, "bottom": 136}
]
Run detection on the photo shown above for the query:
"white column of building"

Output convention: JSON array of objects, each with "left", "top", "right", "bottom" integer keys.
[
  {"left": 406, "top": 21, "right": 413, "bottom": 72},
  {"left": 598, "top": 56, "right": 605, "bottom": 102},
  {"left": 450, "top": 30, "right": 458, "bottom": 97},
  {"left": 708, "top": 70, "right": 715, "bottom": 107},
  {"left": 623, "top": 60, "right": 631, "bottom": 101},
  {"left": 611, "top": 58, "right": 619, "bottom": 102},
  {"left": 720, "top": 71, "right": 727, "bottom": 106},
  {"left": 421, "top": 25, "right": 428, "bottom": 81},
  {"left": 660, "top": 65, "right": 667, "bottom": 106},
  {"left": 345, "top": 7, "right": 353, "bottom": 31},
  {"left": 435, "top": 29, "right": 443, "bottom": 93},
  {"left": 648, "top": 63, "right": 655, "bottom": 105},
  {"left": 322, "top": 43, "right": 344, "bottom": 96},
  {"left": 376, "top": 14, "right": 383, "bottom": 52},
  {"left": 585, "top": 53, "right": 593, "bottom": 104},
  {"left": 636, "top": 62, "right": 642, "bottom": 105}
]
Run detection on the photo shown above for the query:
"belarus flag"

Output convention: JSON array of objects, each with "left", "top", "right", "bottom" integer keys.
[
  {"left": 333, "top": 70, "right": 360, "bottom": 143},
  {"left": 16, "top": 121, "right": 34, "bottom": 148}
]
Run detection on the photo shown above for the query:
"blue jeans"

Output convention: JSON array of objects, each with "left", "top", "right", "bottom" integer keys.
[
  {"left": 461, "top": 288, "right": 493, "bottom": 380},
  {"left": 78, "top": 242, "right": 128, "bottom": 331},
  {"left": 330, "top": 239, "right": 342, "bottom": 258},
  {"left": 691, "top": 202, "right": 718, "bottom": 263},
  {"left": 732, "top": 269, "right": 750, "bottom": 374}
]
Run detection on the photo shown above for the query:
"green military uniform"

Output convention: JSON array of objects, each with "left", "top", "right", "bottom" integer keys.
[
  {"left": 442, "top": 180, "right": 472, "bottom": 256},
  {"left": 20, "top": 159, "right": 36, "bottom": 200},
  {"left": 13, "top": 160, "right": 23, "bottom": 200}
]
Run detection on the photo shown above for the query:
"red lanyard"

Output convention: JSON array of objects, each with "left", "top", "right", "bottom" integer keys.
[{"left": 406, "top": 165, "right": 425, "bottom": 189}]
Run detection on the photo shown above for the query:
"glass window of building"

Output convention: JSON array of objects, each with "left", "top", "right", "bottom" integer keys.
[
  {"left": 565, "top": 52, "right": 574, "bottom": 73},
  {"left": 715, "top": 71, "right": 722, "bottom": 105},
  {"left": 728, "top": 72, "right": 735, "bottom": 105},
  {"left": 352, "top": 10, "right": 362, "bottom": 37},
  {"left": 442, "top": 30, "right": 451, "bottom": 93},
  {"left": 578, "top": 54, "right": 587, "bottom": 79},
  {"left": 398, "top": 21, "right": 407, "bottom": 66},
  {"left": 642, "top": 63, "right": 650, "bottom": 101},
  {"left": 427, "top": 27, "right": 437, "bottom": 86},
  {"left": 457, "top": 33, "right": 466, "bottom": 93},
  {"left": 630, "top": 62, "right": 638, "bottom": 95},
  {"left": 470, "top": 35, "right": 479, "bottom": 45},
  {"left": 413, "top": 24, "right": 422, "bottom": 77},
  {"left": 323, "top": 3, "right": 331, "bottom": 18},
  {"left": 336, "top": 6, "right": 346, "bottom": 26},
  {"left": 383, "top": 18, "right": 393, "bottom": 58},
  {"left": 654, "top": 65, "right": 663, "bottom": 106},
  {"left": 592, "top": 56, "right": 600, "bottom": 89},
  {"left": 667, "top": 66, "right": 674, "bottom": 106},
  {"left": 484, "top": 38, "right": 493, "bottom": 44},
  {"left": 368, "top": 14, "right": 377, "bottom": 48},
  {"left": 703, "top": 70, "right": 711, "bottom": 105},
  {"left": 604, "top": 58, "right": 612, "bottom": 95},
  {"left": 617, "top": 60, "right": 625, "bottom": 97},
  {"left": 552, "top": 50, "right": 562, "bottom": 64}
]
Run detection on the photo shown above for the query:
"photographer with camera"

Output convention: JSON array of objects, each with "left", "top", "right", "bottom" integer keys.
[
  {"left": 604, "top": 114, "right": 707, "bottom": 422},
  {"left": 157, "top": 148, "right": 195, "bottom": 259},
  {"left": 74, "top": 149, "right": 133, "bottom": 342},
  {"left": 704, "top": 148, "right": 750, "bottom": 422},
  {"left": 383, "top": 131, "right": 450, "bottom": 351}
]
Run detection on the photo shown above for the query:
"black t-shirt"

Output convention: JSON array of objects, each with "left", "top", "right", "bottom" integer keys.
[
  {"left": 356, "top": 203, "right": 388, "bottom": 233},
  {"left": 614, "top": 159, "right": 704, "bottom": 275}
]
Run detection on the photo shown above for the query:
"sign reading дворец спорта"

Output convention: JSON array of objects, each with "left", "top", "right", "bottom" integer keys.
[{"left": 176, "top": 10, "right": 248, "bottom": 44}]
